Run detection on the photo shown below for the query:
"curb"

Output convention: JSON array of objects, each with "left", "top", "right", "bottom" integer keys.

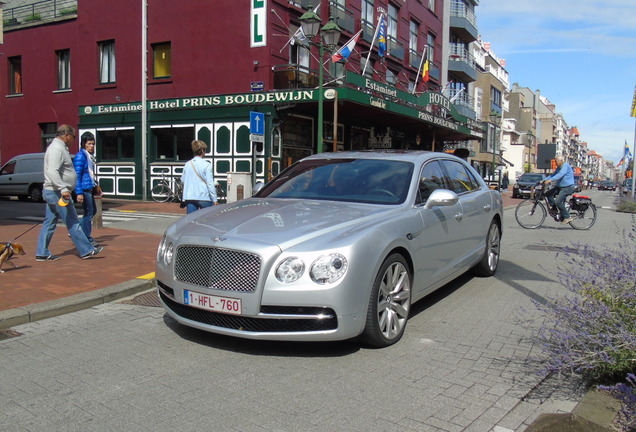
[
  {"left": 0, "top": 278, "right": 155, "bottom": 330},
  {"left": 524, "top": 388, "right": 622, "bottom": 431}
]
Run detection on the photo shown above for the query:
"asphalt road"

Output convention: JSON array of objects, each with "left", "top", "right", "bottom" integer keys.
[{"left": 0, "top": 189, "right": 627, "bottom": 432}]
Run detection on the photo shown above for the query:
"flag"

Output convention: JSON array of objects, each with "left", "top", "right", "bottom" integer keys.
[
  {"left": 422, "top": 57, "right": 430, "bottom": 82},
  {"left": 331, "top": 30, "right": 362, "bottom": 63},
  {"left": 377, "top": 14, "right": 387, "bottom": 57},
  {"left": 290, "top": 27, "right": 306, "bottom": 46},
  {"left": 631, "top": 85, "right": 636, "bottom": 117},
  {"left": 617, "top": 141, "right": 632, "bottom": 167}
]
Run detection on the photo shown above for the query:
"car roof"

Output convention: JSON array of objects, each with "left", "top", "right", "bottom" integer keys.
[{"left": 300, "top": 150, "right": 462, "bottom": 164}]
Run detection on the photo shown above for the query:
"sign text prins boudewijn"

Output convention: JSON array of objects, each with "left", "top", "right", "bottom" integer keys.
[{"left": 81, "top": 91, "right": 316, "bottom": 115}]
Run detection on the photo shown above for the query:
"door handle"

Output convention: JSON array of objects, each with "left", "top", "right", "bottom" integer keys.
[
  {"left": 483, "top": 204, "right": 491, "bottom": 212},
  {"left": 455, "top": 212, "right": 463, "bottom": 222}
]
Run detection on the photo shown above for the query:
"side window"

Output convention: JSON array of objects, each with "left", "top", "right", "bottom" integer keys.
[
  {"left": 440, "top": 160, "right": 478, "bottom": 194},
  {"left": 418, "top": 161, "right": 446, "bottom": 204},
  {"left": 1, "top": 161, "right": 16, "bottom": 175}
]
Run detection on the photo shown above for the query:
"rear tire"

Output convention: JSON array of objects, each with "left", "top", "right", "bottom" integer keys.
[
  {"left": 515, "top": 200, "right": 546, "bottom": 229},
  {"left": 472, "top": 220, "right": 501, "bottom": 277},
  {"left": 568, "top": 204, "right": 597, "bottom": 230},
  {"left": 361, "top": 253, "right": 411, "bottom": 347},
  {"left": 151, "top": 183, "right": 172, "bottom": 203}
]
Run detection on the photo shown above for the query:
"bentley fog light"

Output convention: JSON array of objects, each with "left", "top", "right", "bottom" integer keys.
[
  {"left": 275, "top": 257, "right": 305, "bottom": 283},
  {"left": 310, "top": 253, "right": 348, "bottom": 284}
]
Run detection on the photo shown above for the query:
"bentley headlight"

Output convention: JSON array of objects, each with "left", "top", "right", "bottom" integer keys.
[
  {"left": 310, "top": 253, "right": 348, "bottom": 284},
  {"left": 163, "top": 242, "right": 174, "bottom": 266},
  {"left": 157, "top": 235, "right": 167, "bottom": 262},
  {"left": 275, "top": 257, "right": 305, "bottom": 283}
]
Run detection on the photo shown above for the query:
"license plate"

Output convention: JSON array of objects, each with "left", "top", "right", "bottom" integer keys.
[{"left": 184, "top": 290, "right": 242, "bottom": 315}]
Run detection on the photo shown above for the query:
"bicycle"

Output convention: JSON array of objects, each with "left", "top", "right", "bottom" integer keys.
[
  {"left": 151, "top": 174, "right": 183, "bottom": 203},
  {"left": 515, "top": 182, "right": 597, "bottom": 230}
]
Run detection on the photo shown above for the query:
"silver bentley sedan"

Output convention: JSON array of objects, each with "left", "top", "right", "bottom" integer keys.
[{"left": 156, "top": 151, "right": 503, "bottom": 347}]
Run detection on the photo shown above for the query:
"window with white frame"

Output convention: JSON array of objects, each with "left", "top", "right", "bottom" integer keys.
[
  {"left": 428, "top": 0, "right": 436, "bottom": 13},
  {"left": 362, "top": 0, "right": 374, "bottom": 27},
  {"left": 427, "top": 33, "right": 435, "bottom": 63},
  {"left": 409, "top": 20, "right": 419, "bottom": 56},
  {"left": 387, "top": 69, "right": 397, "bottom": 85},
  {"left": 99, "top": 40, "right": 116, "bottom": 84},
  {"left": 56, "top": 49, "right": 71, "bottom": 90},
  {"left": 388, "top": 4, "right": 398, "bottom": 41}
]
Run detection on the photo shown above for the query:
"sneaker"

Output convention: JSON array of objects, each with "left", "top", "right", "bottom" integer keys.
[
  {"left": 81, "top": 246, "right": 104, "bottom": 260},
  {"left": 36, "top": 255, "right": 61, "bottom": 262},
  {"left": 89, "top": 239, "right": 99, "bottom": 247},
  {"left": 562, "top": 217, "right": 574, "bottom": 224}
]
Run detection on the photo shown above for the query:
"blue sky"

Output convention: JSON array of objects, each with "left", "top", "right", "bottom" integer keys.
[{"left": 476, "top": 0, "right": 636, "bottom": 164}]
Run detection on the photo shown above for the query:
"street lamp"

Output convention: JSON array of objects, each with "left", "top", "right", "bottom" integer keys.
[
  {"left": 489, "top": 111, "right": 502, "bottom": 186},
  {"left": 299, "top": 7, "right": 341, "bottom": 153}
]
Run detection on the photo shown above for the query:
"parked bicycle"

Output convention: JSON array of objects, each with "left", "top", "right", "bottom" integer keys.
[
  {"left": 515, "top": 182, "right": 597, "bottom": 230},
  {"left": 151, "top": 174, "right": 183, "bottom": 203}
]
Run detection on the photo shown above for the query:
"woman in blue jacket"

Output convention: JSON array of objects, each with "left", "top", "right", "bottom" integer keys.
[{"left": 74, "top": 133, "right": 100, "bottom": 246}]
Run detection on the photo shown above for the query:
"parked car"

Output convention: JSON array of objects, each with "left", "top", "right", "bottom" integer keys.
[
  {"left": 156, "top": 151, "right": 504, "bottom": 347},
  {"left": 512, "top": 173, "right": 547, "bottom": 198},
  {"left": 597, "top": 180, "right": 617, "bottom": 191},
  {"left": 0, "top": 153, "right": 45, "bottom": 202}
]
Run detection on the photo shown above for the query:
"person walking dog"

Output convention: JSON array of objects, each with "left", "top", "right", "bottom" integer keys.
[{"left": 36, "top": 125, "right": 103, "bottom": 261}]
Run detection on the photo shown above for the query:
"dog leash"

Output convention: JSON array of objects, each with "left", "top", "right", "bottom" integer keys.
[{"left": 10, "top": 219, "right": 44, "bottom": 244}]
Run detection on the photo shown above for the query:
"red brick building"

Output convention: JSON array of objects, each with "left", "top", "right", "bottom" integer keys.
[{"left": 1, "top": 0, "right": 482, "bottom": 199}]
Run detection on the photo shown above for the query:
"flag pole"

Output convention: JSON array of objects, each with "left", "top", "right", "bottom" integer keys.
[
  {"left": 412, "top": 46, "right": 427, "bottom": 95},
  {"left": 632, "top": 120, "right": 636, "bottom": 197},
  {"left": 362, "top": 14, "right": 383, "bottom": 76}
]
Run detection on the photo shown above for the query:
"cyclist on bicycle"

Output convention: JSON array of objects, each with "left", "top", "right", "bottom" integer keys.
[{"left": 543, "top": 155, "right": 575, "bottom": 224}]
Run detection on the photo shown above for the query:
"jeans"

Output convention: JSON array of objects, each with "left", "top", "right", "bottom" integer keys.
[
  {"left": 186, "top": 200, "right": 214, "bottom": 214},
  {"left": 37, "top": 189, "right": 94, "bottom": 257},
  {"left": 80, "top": 192, "right": 96, "bottom": 241},
  {"left": 545, "top": 185, "right": 575, "bottom": 219}
]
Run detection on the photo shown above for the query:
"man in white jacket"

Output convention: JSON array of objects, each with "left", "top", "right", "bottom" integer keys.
[{"left": 35, "top": 125, "right": 103, "bottom": 261}]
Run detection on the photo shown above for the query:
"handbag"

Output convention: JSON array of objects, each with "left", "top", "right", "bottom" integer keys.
[{"left": 92, "top": 185, "right": 102, "bottom": 196}]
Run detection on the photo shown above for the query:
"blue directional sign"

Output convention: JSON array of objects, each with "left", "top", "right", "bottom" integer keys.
[{"left": 250, "top": 111, "right": 265, "bottom": 135}]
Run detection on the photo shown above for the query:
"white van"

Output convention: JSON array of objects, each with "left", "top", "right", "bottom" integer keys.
[{"left": 0, "top": 153, "right": 45, "bottom": 202}]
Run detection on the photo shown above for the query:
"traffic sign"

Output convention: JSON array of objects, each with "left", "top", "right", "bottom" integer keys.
[{"left": 250, "top": 111, "right": 265, "bottom": 135}]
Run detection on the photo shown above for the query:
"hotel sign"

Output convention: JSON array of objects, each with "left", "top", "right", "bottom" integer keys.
[
  {"left": 80, "top": 90, "right": 317, "bottom": 116},
  {"left": 251, "top": 0, "right": 267, "bottom": 47}
]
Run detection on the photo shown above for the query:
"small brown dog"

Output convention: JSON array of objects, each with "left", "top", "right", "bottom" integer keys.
[{"left": 0, "top": 242, "right": 26, "bottom": 273}]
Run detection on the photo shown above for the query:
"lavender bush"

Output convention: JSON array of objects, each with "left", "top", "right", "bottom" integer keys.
[
  {"left": 533, "top": 220, "right": 636, "bottom": 429},
  {"left": 599, "top": 373, "right": 636, "bottom": 431}
]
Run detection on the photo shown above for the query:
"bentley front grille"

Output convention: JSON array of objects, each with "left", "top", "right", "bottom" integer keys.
[{"left": 175, "top": 246, "right": 261, "bottom": 292}]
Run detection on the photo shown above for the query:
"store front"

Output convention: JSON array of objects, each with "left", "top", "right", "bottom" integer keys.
[{"left": 78, "top": 75, "right": 482, "bottom": 200}]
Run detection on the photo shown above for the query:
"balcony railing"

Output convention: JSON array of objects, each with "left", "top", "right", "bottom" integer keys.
[
  {"left": 450, "top": 0, "right": 476, "bottom": 27},
  {"left": 272, "top": 64, "right": 319, "bottom": 90},
  {"left": 3, "top": 0, "right": 77, "bottom": 27}
]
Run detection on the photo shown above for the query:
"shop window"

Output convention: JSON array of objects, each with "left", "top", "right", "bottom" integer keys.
[
  {"left": 99, "top": 40, "right": 116, "bottom": 84},
  {"left": 152, "top": 42, "right": 171, "bottom": 79},
  {"left": 98, "top": 129, "right": 135, "bottom": 161},
  {"left": 39, "top": 123, "right": 57, "bottom": 151},
  {"left": 56, "top": 49, "right": 71, "bottom": 90},
  {"left": 153, "top": 126, "right": 194, "bottom": 161},
  {"left": 9, "top": 56, "right": 22, "bottom": 94}
]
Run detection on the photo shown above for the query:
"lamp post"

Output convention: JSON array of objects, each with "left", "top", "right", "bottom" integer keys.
[{"left": 299, "top": 7, "right": 341, "bottom": 154}]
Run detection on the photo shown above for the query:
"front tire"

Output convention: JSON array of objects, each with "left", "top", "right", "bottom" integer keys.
[
  {"left": 472, "top": 220, "right": 501, "bottom": 277},
  {"left": 29, "top": 184, "right": 43, "bottom": 202},
  {"left": 515, "top": 200, "right": 546, "bottom": 229},
  {"left": 361, "top": 254, "right": 412, "bottom": 347}
]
